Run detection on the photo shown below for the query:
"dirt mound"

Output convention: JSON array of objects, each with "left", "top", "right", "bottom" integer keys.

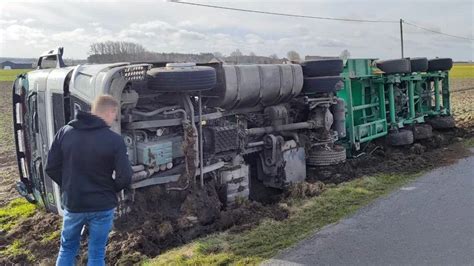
[
  {"left": 104, "top": 180, "right": 288, "bottom": 265},
  {"left": 308, "top": 127, "right": 473, "bottom": 184},
  {"left": 0, "top": 212, "right": 61, "bottom": 264}
]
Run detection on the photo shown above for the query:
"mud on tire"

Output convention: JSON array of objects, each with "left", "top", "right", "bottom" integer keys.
[
  {"left": 387, "top": 129, "right": 414, "bottom": 146},
  {"left": 427, "top": 115, "right": 456, "bottom": 129},
  {"left": 413, "top": 123, "right": 433, "bottom": 140},
  {"left": 307, "top": 145, "right": 346, "bottom": 166}
]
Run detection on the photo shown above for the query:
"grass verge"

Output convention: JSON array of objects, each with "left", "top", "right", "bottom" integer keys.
[
  {"left": 0, "top": 240, "right": 35, "bottom": 262},
  {"left": 463, "top": 137, "right": 474, "bottom": 148},
  {"left": 0, "top": 198, "right": 36, "bottom": 232},
  {"left": 146, "top": 172, "right": 421, "bottom": 265},
  {"left": 0, "top": 69, "right": 30, "bottom": 82}
]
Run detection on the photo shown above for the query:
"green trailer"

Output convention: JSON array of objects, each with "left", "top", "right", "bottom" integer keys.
[
  {"left": 338, "top": 57, "right": 454, "bottom": 151},
  {"left": 375, "top": 58, "right": 455, "bottom": 144},
  {"left": 338, "top": 58, "right": 388, "bottom": 151},
  {"left": 420, "top": 71, "right": 451, "bottom": 117}
]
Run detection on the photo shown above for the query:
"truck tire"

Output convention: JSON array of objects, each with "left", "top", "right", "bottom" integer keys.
[
  {"left": 387, "top": 129, "right": 414, "bottom": 146},
  {"left": 307, "top": 145, "right": 346, "bottom": 166},
  {"left": 147, "top": 66, "right": 216, "bottom": 92},
  {"left": 301, "top": 59, "right": 344, "bottom": 77},
  {"left": 302, "top": 76, "right": 344, "bottom": 94},
  {"left": 427, "top": 115, "right": 455, "bottom": 129},
  {"left": 409, "top": 57, "right": 428, "bottom": 72},
  {"left": 428, "top": 58, "right": 453, "bottom": 72},
  {"left": 413, "top": 123, "right": 433, "bottom": 140},
  {"left": 376, "top": 59, "right": 411, "bottom": 74}
]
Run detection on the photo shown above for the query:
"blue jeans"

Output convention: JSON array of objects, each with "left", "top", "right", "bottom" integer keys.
[{"left": 56, "top": 208, "right": 115, "bottom": 266}]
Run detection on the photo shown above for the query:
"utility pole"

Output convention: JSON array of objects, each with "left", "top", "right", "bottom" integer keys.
[{"left": 400, "top": 18, "right": 404, "bottom": 58}]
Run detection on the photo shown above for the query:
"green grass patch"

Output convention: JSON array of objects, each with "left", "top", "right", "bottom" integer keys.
[
  {"left": 0, "top": 69, "right": 30, "bottom": 82},
  {"left": 451, "top": 64, "right": 474, "bottom": 79},
  {"left": 463, "top": 137, "right": 474, "bottom": 148},
  {"left": 41, "top": 230, "right": 60, "bottom": 244},
  {"left": 146, "top": 173, "right": 420, "bottom": 265},
  {"left": 0, "top": 198, "right": 36, "bottom": 232},
  {"left": 0, "top": 240, "right": 35, "bottom": 262}
]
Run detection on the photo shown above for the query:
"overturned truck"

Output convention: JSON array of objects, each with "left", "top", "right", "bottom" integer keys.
[
  {"left": 12, "top": 48, "right": 346, "bottom": 213},
  {"left": 12, "top": 48, "right": 454, "bottom": 214}
]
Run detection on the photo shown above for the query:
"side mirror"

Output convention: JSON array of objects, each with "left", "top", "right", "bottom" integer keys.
[{"left": 37, "top": 47, "right": 66, "bottom": 69}]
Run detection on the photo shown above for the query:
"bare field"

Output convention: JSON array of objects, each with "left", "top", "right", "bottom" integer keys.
[
  {"left": 450, "top": 78, "right": 474, "bottom": 128},
  {"left": 0, "top": 82, "right": 18, "bottom": 206}
]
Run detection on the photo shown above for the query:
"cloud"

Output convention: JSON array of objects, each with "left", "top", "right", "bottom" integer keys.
[
  {"left": 23, "top": 18, "right": 35, "bottom": 24},
  {"left": 0, "top": 1, "right": 471, "bottom": 60}
]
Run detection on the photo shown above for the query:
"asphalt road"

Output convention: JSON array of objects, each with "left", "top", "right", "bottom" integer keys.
[{"left": 265, "top": 150, "right": 474, "bottom": 266}]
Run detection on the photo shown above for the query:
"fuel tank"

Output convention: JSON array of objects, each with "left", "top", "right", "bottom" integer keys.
[{"left": 204, "top": 64, "right": 304, "bottom": 110}]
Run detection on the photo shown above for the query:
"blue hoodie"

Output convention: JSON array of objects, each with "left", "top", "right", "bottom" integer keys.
[{"left": 45, "top": 110, "right": 132, "bottom": 212}]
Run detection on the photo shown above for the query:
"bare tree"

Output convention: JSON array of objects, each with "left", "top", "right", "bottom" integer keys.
[
  {"left": 230, "top": 49, "right": 243, "bottom": 57},
  {"left": 229, "top": 49, "right": 243, "bottom": 64},
  {"left": 88, "top": 41, "right": 148, "bottom": 63},
  {"left": 286, "top": 50, "right": 301, "bottom": 62}
]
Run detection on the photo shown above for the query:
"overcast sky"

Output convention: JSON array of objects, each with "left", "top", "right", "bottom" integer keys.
[{"left": 0, "top": 0, "right": 472, "bottom": 60}]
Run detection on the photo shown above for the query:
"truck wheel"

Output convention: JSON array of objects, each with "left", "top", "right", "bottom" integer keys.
[
  {"left": 413, "top": 123, "right": 433, "bottom": 140},
  {"left": 387, "top": 129, "right": 414, "bottom": 146},
  {"left": 302, "top": 76, "right": 344, "bottom": 94},
  {"left": 307, "top": 145, "right": 346, "bottom": 166},
  {"left": 147, "top": 64, "right": 216, "bottom": 92},
  {"left": 409, "top": 57, "right": 428, "bottom": 72},
  {"left": 428, "top": 58, "right": 453, "bottom": 72},
  {"left": 427, "top": 116, "right": 456, "bottom": 129},
  {"left": 301, "top": 59, "right": 344, "bottom": 77},
  {"left": 376, "top": 59, "right": 411, "bottom": 74}
]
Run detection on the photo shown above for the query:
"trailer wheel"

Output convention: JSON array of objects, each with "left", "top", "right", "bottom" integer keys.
[
  {"left": 409, "top": 57, "right": 428, "bottom": 72},
  {"left": 428, "top": 58, "right": 453, "bottom": 72},
  {"left": 427, "top": 115, "right": 455, "bottom": 129},
  {"left": 376, "top": 59, "right": 411, "bottom": 74},
  {"left": 301, "top": 59, "right": 344, "bottom": 77},
  {"left": 302, "top": 76, "right": 344, "bottom": 94},
  {"left": 387, "top": 129, "right": 414, "bottom": 146},
  {"left": 413, "top": 123, "right": 433, "bottom": 140},
  {"left": 147, "top": 65, "right": 216, "bottom": 92},
  {"left": 307, "top": 145, "right": 346, "bottom": 166}
]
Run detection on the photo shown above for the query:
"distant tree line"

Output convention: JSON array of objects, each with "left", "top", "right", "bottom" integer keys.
[{"left": 87, "top": 41, "right": 350, "bottom": 64}]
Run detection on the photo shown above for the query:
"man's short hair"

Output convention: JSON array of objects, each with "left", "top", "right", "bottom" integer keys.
[{"left": 92, "top": 95, "right": 119, "bottom": 114}]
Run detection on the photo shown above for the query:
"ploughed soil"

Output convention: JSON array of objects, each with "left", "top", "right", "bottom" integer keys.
[{"left": 0, "top": 79, "right": 473, "bottom": 264}]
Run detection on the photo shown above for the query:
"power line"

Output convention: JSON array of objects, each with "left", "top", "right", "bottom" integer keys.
[
  {"left": 170, "top": 0, "right": 398, "bottom": 23},
  {"left": 403, "top": 20, "right": 473, "bottom": 41}
]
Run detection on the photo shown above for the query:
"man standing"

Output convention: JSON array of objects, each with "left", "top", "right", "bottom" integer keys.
[{"left": 46, "top": 95, "right": 132, "bottom": 266}]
